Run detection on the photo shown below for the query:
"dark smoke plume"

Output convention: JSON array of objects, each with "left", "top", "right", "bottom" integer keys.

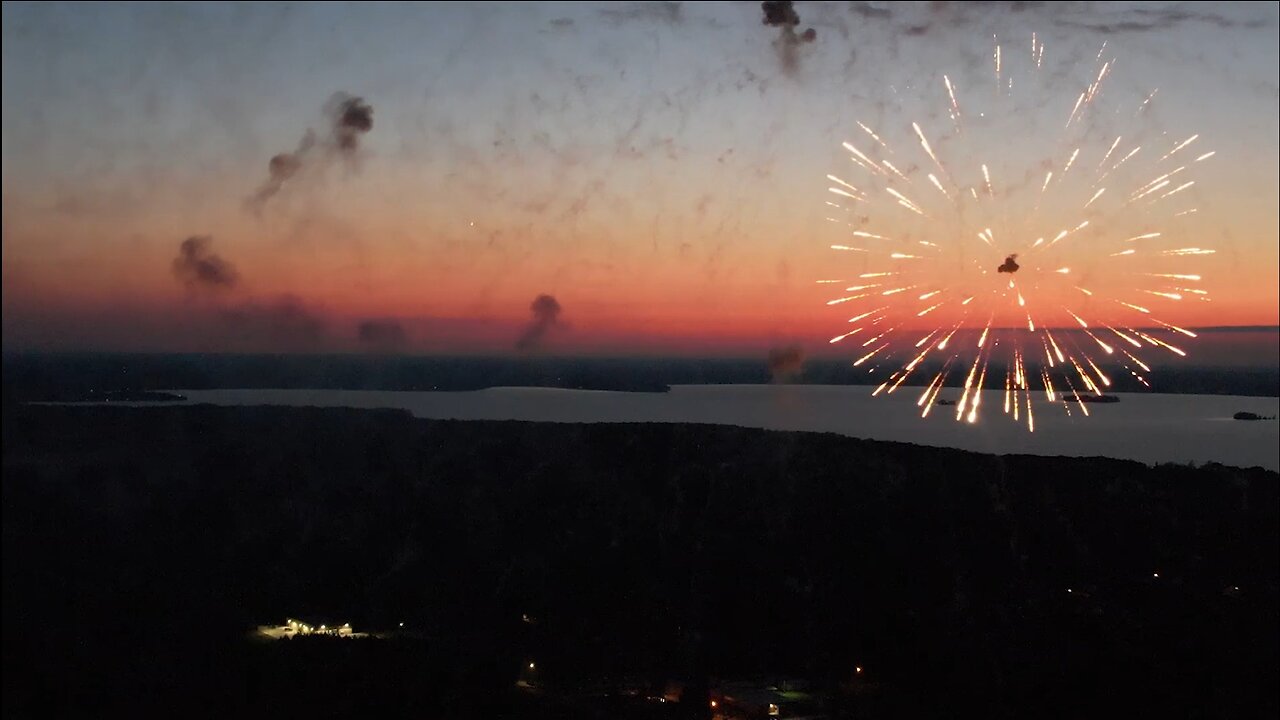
[
  {"left": 516, "top": 294, "right": 563, "bottom": 351},
  {"left": 246, "top": 93, "right": 374, "bottom": 214},
  {"left": 358, "top": 319, "right": 408, "bottom": 350},
  {"left": 767, "top": 344, "right": 806, "bottom": 382},
  {"left": 997, "top": 254, "right": 1020, "bottom": 273},
  {"left": 762, "top": 0, "right": 799, "bottom": 26},
  {"left": 328, "top": 93, "right": 374, "bottom": 152},
  {"left": 172, "top": 236, "right": 239, "bottom": 290},
  {"left": 248, "top": 133, "right": 316, "bottom": 213},
  {"left": 762, "top": 1, "right": 816, "bottom": 76}
]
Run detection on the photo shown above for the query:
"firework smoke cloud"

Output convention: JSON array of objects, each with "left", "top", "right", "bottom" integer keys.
[
  {"left": 762, "top": 1, "right": 816, "bottom": 76},
  {"left": 172, "top": 236, "right": 239, "bottom": 291},
  {"left": 516, "top": 294, "right": 563, "bottom": 351},
  {"left": 246, "top": 93, "right": 375, "bottom": 214},
  {"left": 767, "top": 344, "right": 806, "bottom": 382}
]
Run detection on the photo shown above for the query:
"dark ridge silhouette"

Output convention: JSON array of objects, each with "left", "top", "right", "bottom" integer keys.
[{"left": 2, "top": 354, "right": 1277, "bottom": 400}]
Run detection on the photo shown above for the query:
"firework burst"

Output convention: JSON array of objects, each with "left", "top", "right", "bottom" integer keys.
[{"left": 821, "top": 35, "right": 1212, "bottom": 431}]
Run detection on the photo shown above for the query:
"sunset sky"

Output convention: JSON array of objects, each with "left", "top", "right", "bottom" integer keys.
[{"left": 3, "top": 1, "right": 1277, "bottom": 357}]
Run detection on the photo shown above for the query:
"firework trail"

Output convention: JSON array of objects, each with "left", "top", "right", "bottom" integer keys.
[{"left": 821, "top": 34, "right": 1211, "bottom": 431}]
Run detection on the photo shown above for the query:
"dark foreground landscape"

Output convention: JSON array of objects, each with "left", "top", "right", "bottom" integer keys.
[{"left": 3, "top": 403, "right": 1277, "bottom": 719}]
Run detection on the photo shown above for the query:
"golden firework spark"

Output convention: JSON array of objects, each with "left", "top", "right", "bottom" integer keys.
[{"left": 820, "top": 34, "right": 1211, "bottom": 431}]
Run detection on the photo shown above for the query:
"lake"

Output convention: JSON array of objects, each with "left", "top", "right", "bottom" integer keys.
[{"left": 144, "top": 386, "right": 1280, "bottom": 471}]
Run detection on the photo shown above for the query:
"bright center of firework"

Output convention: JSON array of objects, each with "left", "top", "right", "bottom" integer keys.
[{"left": 821, "top": 34, "right": 1211, "bottom": 431}]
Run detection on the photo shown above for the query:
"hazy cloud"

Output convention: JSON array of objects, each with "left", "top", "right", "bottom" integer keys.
[
  {"left": 1057, "top": 5, "right": 1270, "bottom": 34},
  {"left": 357, "top": 319, "right": 408, "bottom": 350},
  {"left": 220, "top": 295, "right": 326, "bottom": 347},
  {"left": 598, "top": 2, "right": 684, "bottom": 26},
  {"left": 845, "top": 1, "right": 1269, "bottom": 35},
  {"left": 848, "top": 2, "right": 892, "bottom": 19}
]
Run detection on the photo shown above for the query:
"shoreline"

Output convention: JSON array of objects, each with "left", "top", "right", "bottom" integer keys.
[{"left": 35, "top": 385, "right": 1280, "bottom": 471}]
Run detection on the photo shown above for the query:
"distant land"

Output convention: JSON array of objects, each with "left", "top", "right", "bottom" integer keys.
[
  {"left": 56, "top": 389, "right": 187, "bottom": 403},
  {"left": 3, "top": 346, "right": 1278, "bottom": 401},
  {"left": 108, "top": 386, "right": 1280, "bottom": 471}
]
